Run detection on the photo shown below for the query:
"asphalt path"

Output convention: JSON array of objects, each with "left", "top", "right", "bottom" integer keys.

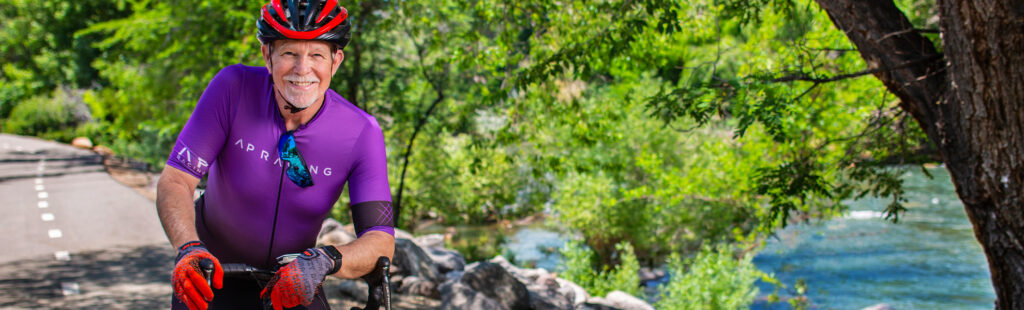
[
  {"left": 0, "top": 134, "right": 168, "bottom": 263},
  {"left": 0, "top": 134, "right": 425, "bottom": 309},
  {"left": 0, "top": 134, "right": 173, "bottom": 309}
]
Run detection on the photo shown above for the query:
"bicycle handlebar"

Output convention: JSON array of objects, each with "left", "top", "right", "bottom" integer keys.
[{"left": 198, "top": 256, "right": 392, "bottom": 310}]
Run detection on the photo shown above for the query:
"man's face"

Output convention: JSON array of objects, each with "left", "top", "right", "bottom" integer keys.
[{"left": 262, "top": 40, "right": 344, "bottom": 110}]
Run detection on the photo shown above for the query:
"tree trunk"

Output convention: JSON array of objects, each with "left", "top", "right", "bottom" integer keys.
[{"left": 815, "top": 0, "right": 1024, "bottom": 307}]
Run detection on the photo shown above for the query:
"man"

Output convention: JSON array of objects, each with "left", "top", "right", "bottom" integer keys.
[{"left": 156, "top": 1, "right": 395, "bottom": 309}]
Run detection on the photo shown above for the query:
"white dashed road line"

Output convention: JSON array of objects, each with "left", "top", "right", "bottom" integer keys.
[{"left": 32, "top": 157, "right": 72, "bottom": 262}]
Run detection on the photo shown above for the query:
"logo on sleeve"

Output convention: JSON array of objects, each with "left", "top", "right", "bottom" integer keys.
[{"left": 176, "top": 146, "right": 210, "bottom": 175}]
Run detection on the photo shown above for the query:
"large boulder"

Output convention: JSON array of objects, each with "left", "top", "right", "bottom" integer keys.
[
  {"left": 414, "top": 234, "right": 465, "bottom": 274},
  {"left": 526, "top": 273, "right": 573, "bottom": 310},
  {"left": 486, "top": 256, "right": 573, "bottom": 309},
  {"left": 555, "top": 277, "right": 589, "bottom": 307},
  {"left": 397, "top": 276, "right": 441, "bottom": 299},
  {"left": 449, "top": 261, "right": 532, "bottom": 310},
  {"left": 392, "top": 238, "right": 445, "bottom": 284},
  {"left": 439, "top": 280, "right": 505, "bottom": 310}
]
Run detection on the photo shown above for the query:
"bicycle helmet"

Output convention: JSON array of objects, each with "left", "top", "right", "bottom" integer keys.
[{"left": 257, "top": 0, "right": 352, "bottom": 49}]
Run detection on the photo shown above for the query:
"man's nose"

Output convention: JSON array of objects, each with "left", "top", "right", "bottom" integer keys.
[{"left": 293, "top": 56, "right": 313, "bottom": 74}]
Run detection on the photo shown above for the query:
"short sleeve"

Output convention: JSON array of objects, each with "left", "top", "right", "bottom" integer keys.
[
  {"left": 347, "top": 117, "right": 392, "bottom": 204},
  {"left": 165, "top": 65, "right": 241, "bottom": 178}
]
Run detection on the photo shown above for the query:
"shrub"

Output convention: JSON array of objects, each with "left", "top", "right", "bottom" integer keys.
[
  {"left": 5, "top": 86, "right": 89, "bottom": 140},
  {"left": 560, "top": 240, "right": 642, "bottom": 298},
  {"left": 655, "top": 244, "right": 766, "bottom": 310}
]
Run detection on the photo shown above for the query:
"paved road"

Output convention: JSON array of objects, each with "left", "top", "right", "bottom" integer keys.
[
  {"left": 0, "top": 134, "right": 175, "bottom": 309},
  {"left": 0, "top": 134, "right": 427, "bottom": 309},
  {"left": 0, "top": 134, "right": 168, "bottom": 263}
]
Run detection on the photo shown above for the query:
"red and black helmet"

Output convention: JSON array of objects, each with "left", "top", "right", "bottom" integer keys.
[{"left": 257, "top": 0, "right": 352, "bottom": 49}]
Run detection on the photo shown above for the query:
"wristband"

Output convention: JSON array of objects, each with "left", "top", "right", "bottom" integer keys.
[{"left": 319, "top": 246, "right": 343, "bottom": 274}]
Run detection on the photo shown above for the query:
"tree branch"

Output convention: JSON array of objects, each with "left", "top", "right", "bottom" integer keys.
[{"left": 770, "top": 54, "right": 942, "bottom": 84}]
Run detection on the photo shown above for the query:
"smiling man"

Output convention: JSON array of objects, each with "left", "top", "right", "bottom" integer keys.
[{"left": 156, "top": 1, "right": 395, "bottom": 309}]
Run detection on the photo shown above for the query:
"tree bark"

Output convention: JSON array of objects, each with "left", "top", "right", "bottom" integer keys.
[{"left": 815, "top": 0, "right": 1024, "bottom": 307}]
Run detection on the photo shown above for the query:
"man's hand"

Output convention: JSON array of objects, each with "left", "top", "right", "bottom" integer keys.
[
  {"left": 260, "top": 248, "right": 336, "bottom": 310},
  {"left": 172, "top": 241, "right": 223, "bottom": 310}
]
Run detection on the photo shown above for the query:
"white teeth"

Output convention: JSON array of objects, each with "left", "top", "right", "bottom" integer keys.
[{"left": 290, "top": 81, "right": 315, "bottom": 87}]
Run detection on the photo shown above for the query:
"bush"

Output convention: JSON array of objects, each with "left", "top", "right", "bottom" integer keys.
[
  {"left": 559, "top": 240, "right": 642, "bottom": 298},
  {"left": 655, "top": 244, "right": 766, "bottom": 310},
  {"left": 4, "top": 86, "right": 90, "bottom": 141}
]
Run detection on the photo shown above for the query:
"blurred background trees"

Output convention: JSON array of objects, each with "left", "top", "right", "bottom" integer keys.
[{"left": 2, "top": 0, "right": 950, "bottom": 306}]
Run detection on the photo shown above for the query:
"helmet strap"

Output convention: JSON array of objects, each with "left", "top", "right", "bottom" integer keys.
[{"left": 275, "top": 88, "right": 310, "bottom": 114}]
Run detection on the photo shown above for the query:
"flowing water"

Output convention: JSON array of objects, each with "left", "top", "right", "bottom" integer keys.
[
  {"left": 751, "top": 167, "right": 996, "bottom": 309},
  {"left": 434, "top": 166, "right": 995, "bottom": 309}
]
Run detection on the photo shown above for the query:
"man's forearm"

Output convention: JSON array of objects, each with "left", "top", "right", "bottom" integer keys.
[
  {"left": 328, "top": 230, "right": 395, "bottom": 279},
  {"left": 156, "top": 166, "right": 201, "bottom": 249}
]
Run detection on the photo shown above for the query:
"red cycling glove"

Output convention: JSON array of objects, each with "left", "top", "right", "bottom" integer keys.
[
  {"left": 172, "top": 241, "right": 223, "bottom": 310},
  {"left": 260, "top": 248, "right": 336, "bottom": 310}
]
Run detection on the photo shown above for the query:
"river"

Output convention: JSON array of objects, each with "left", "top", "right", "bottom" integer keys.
[
  {"left": 443, "top": 166, "right": 996, "bottom": 309},
  {"left": 751, "top": 166, "right": 995, "bottom": 309}
]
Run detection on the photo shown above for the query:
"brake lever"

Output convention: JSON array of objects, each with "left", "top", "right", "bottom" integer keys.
[{"left": 198, "top": 259, "right": 214, "bottom": 288}]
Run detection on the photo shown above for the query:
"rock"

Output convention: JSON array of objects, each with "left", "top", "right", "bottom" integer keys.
[
  {"left": 489, "top": 255, "right": 548, "bottom": 284},
  {"left": 486, "top": 255, "right": 574, "bottom": 310},
  {"left": 398, "top": 276, "right": 440, "bottom": 299},
  {"left": 425, "top": 246, "right": 466, "bottom": 274},
  {"left": 578, "top": 302, "right": 622, "bottom": 310},
  {"left": 71, "top": 137, "right": 93, "bottom": 149},
  {"left": 439, "top": 280, "right": 505, "bottom": 310},
  {"left": 395, "top": 228, "right": 415, "bottom": 240},
  {"left": 93, "top": 145, "right": 114, "bottom": 156},
  {"left": 332, "top": 278, "right": 369, "bottom": 303},
  {"left": 392, "top": 238, "right": 444, "bottom": 283},
  {"left": 638, "top": 267, "right": 666, "bottom": 284},
  {"left": 862, "top": 304, "right": 894, "bottom": 310},
  {"left": 316, "top": 219, "right": 356, "bottom": 247},
  {"left": 526, "top": 274, "right": 573, "bottom": 310},
  {"left": 413, "top": 233, "right": 446, "bottom": 248},
  {"left": 555, "top": 278, "right": 589, "bottom": 307},
  {"left": 411, "top": 233, "right": 465, "bottom": 274},
  {"left": 588, "top": 291, "right": 654, "bottom": 310},
  {"left": 458, "top": 261, "right": 531, "bottom": 310}
]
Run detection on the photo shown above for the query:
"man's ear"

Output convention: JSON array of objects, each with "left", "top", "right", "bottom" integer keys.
[
  {"left": 331, "top": 50, "right": 344, "bottom": 75},
  {"left": 261, "top": 44, "right": 273, "bottom": 73}
]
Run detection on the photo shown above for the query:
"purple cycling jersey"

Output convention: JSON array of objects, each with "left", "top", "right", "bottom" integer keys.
[{"left": 166, "top": 64, "right": 394, "bottom": 268}]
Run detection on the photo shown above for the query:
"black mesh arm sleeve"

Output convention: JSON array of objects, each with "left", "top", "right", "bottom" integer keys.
[{"left": 350, "top": 201, "right": 394, "bottom": 236}]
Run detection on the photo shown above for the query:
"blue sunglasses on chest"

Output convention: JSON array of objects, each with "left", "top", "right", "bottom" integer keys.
[{"left": 278, "top": 131, "right": 313, "bottom": 188}]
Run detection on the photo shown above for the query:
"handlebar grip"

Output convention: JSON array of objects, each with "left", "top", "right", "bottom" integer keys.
[{"left": 221, "top": 263, "right": 259, "bottom": 274}]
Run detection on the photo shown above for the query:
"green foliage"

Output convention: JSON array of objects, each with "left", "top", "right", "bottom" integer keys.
[
  {"left": 654, "top": 244, "right": 766, "bottom": 310},
  {"left": 68, "top": 0, "right": 263, "bottom": 167},
  {"left": 1, "top": 1, "right": 939, "bottom": 290},
  {"left": 5, "top": 86, "right": 90, "bottom": 141},
  {"left": 559, "top": 240, "right": 642, "bottom": 298},
  {"left": 0, "top": 0, "right": 128, "bottom": 119},
  {"left": 487, "top": 0, "right": 934, "bottom": 264}
]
